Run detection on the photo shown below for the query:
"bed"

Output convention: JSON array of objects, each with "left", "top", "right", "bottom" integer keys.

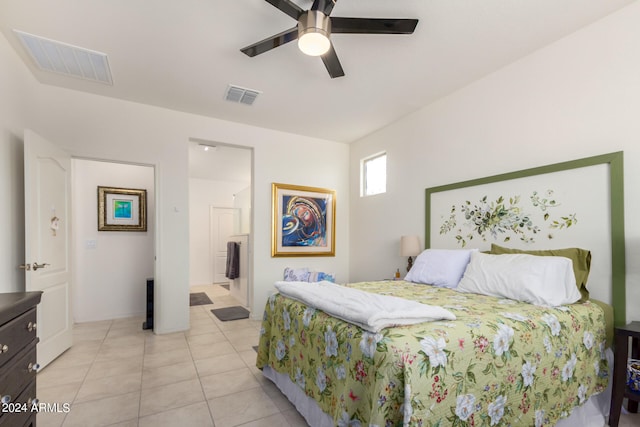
[
  {"left": 257, "top": 153, "right": 624, "bottom": 426},
  {"left": 256, "top": 277, "right": 612, "bottom": 426}
]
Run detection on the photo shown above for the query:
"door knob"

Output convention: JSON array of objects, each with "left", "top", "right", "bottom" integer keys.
[
  {"left": 32, "top": 263, "right": 49, "bottom": 271},
  {"left": 18, "top": 264, "right": 31, "bottom": 271}
]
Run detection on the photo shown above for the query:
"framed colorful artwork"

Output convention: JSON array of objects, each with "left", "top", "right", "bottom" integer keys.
[
  {"left": 98, "top": 186, "right": 147, "bottom": 231},
  {"left": 272, "top": 183, "right": 336, "bottom": 257}
]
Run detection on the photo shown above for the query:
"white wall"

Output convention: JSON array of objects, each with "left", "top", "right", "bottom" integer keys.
[
  {"left": 0, "top": 25, "right": 31, "bottom": 293},
  {"left": 234, "top": 186, "right": 251, "bottom": 235},
  {"left": 252, "top": 141, "right": 349, "bottom": 316},
  {"left": 72, "top": 159, "right": 155, "bottom": 322},
  {"left": 189, "top": 177, "right": 248, "bottom": 286},
  {"left": 349, "top": 2, "right": 640, "bottom": 322},
  {"left": 0, "top": 31, "right": 350, "bottom": 330}
]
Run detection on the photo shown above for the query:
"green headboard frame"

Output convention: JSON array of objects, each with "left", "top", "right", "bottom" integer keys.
[{"left": 425, "top": 152, "right": 626, "bottom": 326}]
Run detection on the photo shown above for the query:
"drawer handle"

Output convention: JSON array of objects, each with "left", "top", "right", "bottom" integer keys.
[
  {"left": 1, "top": 395, "right": 10, "bottom": 404},
  {"left": 27, "top": 322, "right": 37, "bottom": 332},
  {"left": 0, "top": 344, "right": 7, "bottom": 353},
  {"left": 28, "top": 362, "right": 40, "bottom": 373}
]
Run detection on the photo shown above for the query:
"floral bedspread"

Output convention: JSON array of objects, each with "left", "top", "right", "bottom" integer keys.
[{"left": 256, "top": 281, "right": 609, "bottom": 427}]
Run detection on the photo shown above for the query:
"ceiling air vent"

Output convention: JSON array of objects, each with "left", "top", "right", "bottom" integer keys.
[
  {"left": 14, "top": 30, "right": 113, "bottom": 85},
  {"left": 225, "top": 85, "right": 260, "bottom": 106}
]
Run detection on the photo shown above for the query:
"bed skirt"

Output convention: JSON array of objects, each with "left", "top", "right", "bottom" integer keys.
[{"left": 262, "top": 348, "right": 614, "bottom": 427}]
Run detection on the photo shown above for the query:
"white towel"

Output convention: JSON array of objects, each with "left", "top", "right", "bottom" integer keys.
[{"left": 274, "top": 281, "right": 455, "bottom": 332}]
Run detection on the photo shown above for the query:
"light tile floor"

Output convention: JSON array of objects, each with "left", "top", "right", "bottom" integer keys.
[
  {"left": 36, "top": 284, "right": 308, "bottom": 427},
  {"left": 35, "top": 284, "right": 640, "bottom": 427},
  {"left": 620, "top": 412, "right": 640, "bottom": 427}
]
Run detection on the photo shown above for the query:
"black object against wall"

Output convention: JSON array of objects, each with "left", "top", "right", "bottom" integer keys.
[
  {"left": 142, "top": 278, "right": 153, "bottom": 330},
  {"left": 225, "top": 241, "right": 240, "bottom": 280}
]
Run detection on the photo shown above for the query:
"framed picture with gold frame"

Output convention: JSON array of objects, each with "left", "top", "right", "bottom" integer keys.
[
  {"left": 272, "top": 183, "right": 336, "bottom": 257},
  {"left": 98, "top": 186, "right": 147, "bottom": 232}
]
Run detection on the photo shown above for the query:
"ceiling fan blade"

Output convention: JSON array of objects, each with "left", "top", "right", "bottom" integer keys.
[
  {"left": 331, "top": 18, "right": 418, "bottom": 34},
  {"left": 321, "top": 44, "right": 345, "bottom": 78},
  {"left": 240, "top": 27, "right": 299, "bottom": 57},
  {"left": 265, "top": 0, "right": 304, "bottom": 20},
  {"left": 312, "top": 0, "right": 336, "bottom": 16}
]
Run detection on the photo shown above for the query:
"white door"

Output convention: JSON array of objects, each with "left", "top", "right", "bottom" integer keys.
[
  {"left": 210, "top": 208, "right": 239, "bottom": 283},
  {"left": 23, "top": 130, "right": 72, "bottom": 368}
]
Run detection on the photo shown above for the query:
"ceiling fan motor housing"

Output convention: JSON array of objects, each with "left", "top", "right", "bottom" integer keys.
[{"left": 297, "top": 10, "right": 331, "bottom": 56}]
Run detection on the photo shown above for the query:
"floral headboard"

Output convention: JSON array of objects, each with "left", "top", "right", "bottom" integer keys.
[{"left": 425, "top": 152, "right": 626, "bottom": 325}]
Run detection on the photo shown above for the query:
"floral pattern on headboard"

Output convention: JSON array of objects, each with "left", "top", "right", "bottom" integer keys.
[{"left": 439, "top": 190, "right": 577, "bottom": 247}]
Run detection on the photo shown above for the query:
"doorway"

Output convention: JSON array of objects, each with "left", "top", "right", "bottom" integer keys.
[
  {"left": 71, "top": 158, "right": 155, "bottom": 323},
  {"left": 188, "top": 140, "right": 253, "bottom": 302}
]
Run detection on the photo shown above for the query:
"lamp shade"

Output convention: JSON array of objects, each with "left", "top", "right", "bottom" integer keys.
[{"left": 400, "top": 235, "right": 421, "bottom": 257}]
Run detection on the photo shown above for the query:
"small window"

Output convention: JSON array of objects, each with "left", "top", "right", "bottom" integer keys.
[{"left": 361, "top": 152, "right": 387, "bottom": 196}]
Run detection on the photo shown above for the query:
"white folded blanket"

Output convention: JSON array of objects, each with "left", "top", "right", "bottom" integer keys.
[{"left": 274, "top": 281, "right": 456, "bottom": 332}]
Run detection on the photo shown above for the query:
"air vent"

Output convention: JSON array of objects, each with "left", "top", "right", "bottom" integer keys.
[
  {"left": 225, "top": 85, "right": 260, "bottom": 106},
  {"left": 14, "top": 30, "right": 113, "bottom": 85}
]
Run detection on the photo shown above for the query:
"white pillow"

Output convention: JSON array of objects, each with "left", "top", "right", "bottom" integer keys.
[
  {"left": 404, "top": 249, "right": 477, "bottom": 288},
  {"left": 457, "top": 252, "right": 581, "bottom": 306}
]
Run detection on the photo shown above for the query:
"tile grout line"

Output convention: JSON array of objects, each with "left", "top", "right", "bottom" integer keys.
[
  {"left": 186, "top": 312, "right": 218, "bottom": 426},
  {"left": 137, "top": 325, "right": 148, "bottom": 425},
  {"left": 137, "top": 329, "right": 198, "bottom": 423},
  {"left": 61, "top": 319, "right": 114, "bottom": 426}
]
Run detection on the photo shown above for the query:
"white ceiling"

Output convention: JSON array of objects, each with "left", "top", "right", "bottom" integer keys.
[{"left": 0, "top": 0, "right": 634, "bottom": 144}]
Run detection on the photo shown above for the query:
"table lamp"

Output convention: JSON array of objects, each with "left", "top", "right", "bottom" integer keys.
[{"left": 400, "top": 235, "right": 421, "bottom": 272}]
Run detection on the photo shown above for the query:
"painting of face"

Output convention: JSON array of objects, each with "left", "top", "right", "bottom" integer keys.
[
  {"left": 272, "top": 183, "right": 335, "bottom": 257},
  {"left": 281, "top": 196, "right": 327, "bottom": 247}
]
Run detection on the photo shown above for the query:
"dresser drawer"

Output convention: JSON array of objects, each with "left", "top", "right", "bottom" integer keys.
[
  {"left": 0, "top": 379, "right": 36, "bottom": 427},
  {"left": 0, "top": 308, "right": 37, "bottom": 365},
  {"left": 0, "top": 342, "right": 37, "bottom": 405}
]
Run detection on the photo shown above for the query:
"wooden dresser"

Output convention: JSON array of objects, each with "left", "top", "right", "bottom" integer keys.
[{"left": 0, "top": 292, "right": 42, "bottom": 427}]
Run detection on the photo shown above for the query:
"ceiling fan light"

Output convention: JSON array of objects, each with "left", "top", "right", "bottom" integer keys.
[
  {"left": 297, "top": 10, "right": 331, "bottom": 56},
  {"left": 298, "top": 31, "right": 330, "bottom": 56}
]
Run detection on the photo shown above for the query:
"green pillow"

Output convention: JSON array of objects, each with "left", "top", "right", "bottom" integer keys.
[{"left": 489, "top": 244, "right": 591, "bottom": 302}]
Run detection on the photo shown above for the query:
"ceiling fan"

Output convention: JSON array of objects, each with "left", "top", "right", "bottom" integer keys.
[{"left": 240, "top": 0, "right": 419, "bottom": 78}]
